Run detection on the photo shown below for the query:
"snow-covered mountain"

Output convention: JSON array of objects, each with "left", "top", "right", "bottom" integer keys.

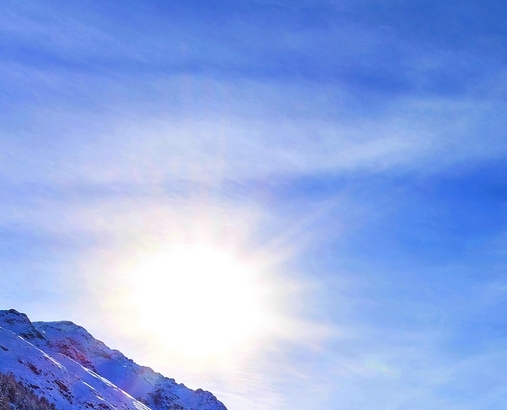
[{"left": 0, "top": 309, "right": 227, "bottom": 410}]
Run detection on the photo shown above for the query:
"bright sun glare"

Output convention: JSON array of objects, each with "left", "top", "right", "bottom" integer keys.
[
  {"left": 121, "top": 243, "right": 271, "bottom": 358},
  {"left": 96, "top": 205, "right": 293, "bottom": 366}
]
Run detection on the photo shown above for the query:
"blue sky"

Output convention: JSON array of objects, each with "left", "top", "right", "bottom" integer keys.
[{"left": 2, "top": 1, "right": 507, "bottom": 409}]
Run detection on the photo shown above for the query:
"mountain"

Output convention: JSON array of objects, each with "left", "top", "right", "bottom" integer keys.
[{"left": 0, "top": 309, "right": 227, "bottom": 410}]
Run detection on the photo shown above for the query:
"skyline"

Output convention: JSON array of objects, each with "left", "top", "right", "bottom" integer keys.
[{"left": 2, "top": 1, "right": 507, "bottom": 409}]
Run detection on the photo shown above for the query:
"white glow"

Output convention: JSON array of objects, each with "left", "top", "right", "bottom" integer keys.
[
  {"left": 77, "top": 201, "right": 331, "bottom": 408},
  {"left": 79, "top": 200, "right": 331, "bottom": 396},
  {"left": 116, "top": 240, "right": 274, "bottom": 358}
]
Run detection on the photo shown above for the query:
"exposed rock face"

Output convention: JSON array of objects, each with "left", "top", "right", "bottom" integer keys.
[
  {"left": 0, "top": 309, "right": 227, "bottom": 410},
  {"left": 0, "top": 309, "right": 45, "bottom": 341}
]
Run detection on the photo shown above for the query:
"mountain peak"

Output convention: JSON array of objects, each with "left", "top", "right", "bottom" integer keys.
[
  {"left": 34, "top": 321, "right": 97, "bottom": 343},
  {"left": 0, "top": 309, "right": 32, "bottom": 325},
  {"left": 0, "top": 309, "right": 45, "bottom": 341}
]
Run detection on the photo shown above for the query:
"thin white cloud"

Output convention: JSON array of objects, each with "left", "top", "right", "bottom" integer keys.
[{"left": 3, "top": 73, "right": 507, "bottom": 190}]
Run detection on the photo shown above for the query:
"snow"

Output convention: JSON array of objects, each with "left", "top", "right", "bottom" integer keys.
[{"left": 0, "top": 309, "right": 227, "bottom": 410}]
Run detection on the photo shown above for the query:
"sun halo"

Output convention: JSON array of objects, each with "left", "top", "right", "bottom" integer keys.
[{"left": 120, "top": 243, "right": 272, "bottom": 358}]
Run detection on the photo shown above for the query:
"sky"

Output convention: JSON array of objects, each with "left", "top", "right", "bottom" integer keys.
[{"left": 2, "top": 0, "right": 507, "bottom": 409}]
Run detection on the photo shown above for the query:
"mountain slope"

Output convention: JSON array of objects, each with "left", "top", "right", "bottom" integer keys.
[
  {"left": 0, "top": 371, "right": 57, "bottom": 410},
  {"left": 0, "top": 309, "right": 227, "bottom": 410},
  {"left": 0, "top": 325, "right": 151, "bottom": 410}
]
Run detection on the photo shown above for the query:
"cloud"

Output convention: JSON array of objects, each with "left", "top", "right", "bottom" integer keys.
[{"left": 3, "top": 82, "right": 507, "bottom": 190}]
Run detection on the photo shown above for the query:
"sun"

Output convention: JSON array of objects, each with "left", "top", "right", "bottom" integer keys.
[
  {"left": 117, "top": 242, "right": 272, "bottom": 358},
  {"left": 93, "top": 204, "right": 290, "bottom": 367}
]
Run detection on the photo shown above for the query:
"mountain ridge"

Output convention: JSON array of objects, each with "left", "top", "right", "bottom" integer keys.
[{"left": 0, "top": 309, "right": 227, "bottom": 410}]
